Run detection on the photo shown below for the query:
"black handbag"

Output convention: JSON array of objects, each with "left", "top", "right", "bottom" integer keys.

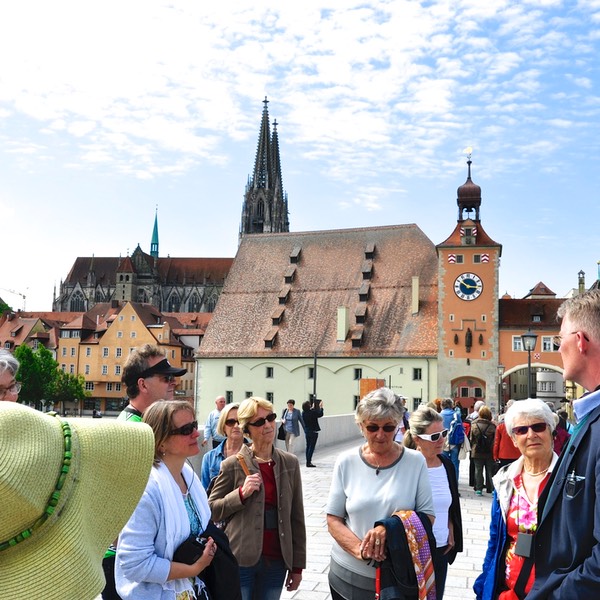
[
  {"left": 174, "top": 521, "right": 241, "bottom": 600},
  {"left": 278, "top": 422, "right": 287, "bottom": 440}
]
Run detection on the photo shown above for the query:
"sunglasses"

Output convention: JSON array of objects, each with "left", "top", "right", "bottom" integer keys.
[
  {"left": 364, "top": 424, "right": 397, "bottom": 433},
  {"left": 247, "top": 413, "right": 277, "bottom": 427},
  {"left": 225, "top": 418, "right": 240, "bottom": 427},
  {"left": 418, "top": 429, "right": 448, "bottom": 442},
  {"left": 170, "top": 420, "right": 198, "bottom": 436},
  {"left": 155, "top": 374, "right": 176, "bottom": 383},
  {"left": 512, "top": 422, "right": 548, "bottom": 436}
]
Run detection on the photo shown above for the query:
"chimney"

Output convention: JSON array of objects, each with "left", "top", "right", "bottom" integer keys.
[
  {"left": 412, "top": 276, "right": 419, "bottom": 314},
  {"left": 337, "top": 307, "right": 349, "bottom": 342}
]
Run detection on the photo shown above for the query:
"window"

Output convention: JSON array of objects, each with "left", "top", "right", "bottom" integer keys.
[
  {"left": 72, "top": 330, "right": 80, "bottom": 338},
  {"left": 538, "top": 381, "right": 556, "bottom": 392},
  {"left": 532, "top": 315, "right": 541, "bottom": 322},
  {"left": 449, "top": 314, "right": 454, "bottom": 322},
  {"left": 115, "top": 383, "right": 122, "bottom": 392},
  {"left": 107, "top": 382, "right": 113, "bottom": 391},
  {"left": 245, "top": 391, "right": 253, "bottom": 398},
  {"left": 474, "top": 388, "right": 483, "bottom": 398},
  {"left": 226, "top": 366, "right": 233, "bottom": 377},
  {"left": 117, "top": 331, "right": 123, "bottom": 338},
  {"left": 103, "top": 347, "right": 109, "bottom": 357},
  {"left": 131, "top": 315, "right": 135, "bottom": 321},
  {"left": 115, "top": 365, "right": 121, "bottom": 375},
  {"left": 449, "top": 349, "right": 454, "bottom": 357},
  {"left": 62, "top": 347, "right": 67, "bottom": 357},
  {"left": 69, "top": 365, "right": 74, "bottom": 374},
  {"left": 85, "top": 382, "right": 95, "bottom": 391},
  {"left": 542, "top": 336, "right": 556, "bottom": 352},
  {"left": 482, "top": 314, "right": 487, "bottom": 322},
  {"left": 354, "top": 368, "right": 362, "bottom": 380},
  {"left": 102, "top": 365, "right": 108, "bottom": 375},
  {"left": 119, "top": 315, "right": 124, "bottom": 321},
  {"left": 116, "top": 348, "right": 122, "bottom": 357},
  {"left": 308, "top": 367, "right": 314, "bottom": 379},
  {"left": 456, "top": 255, "right": 464, "bottom": 264},
  {"left": 61, "top": 364, "right": 66, "bottom": 372},
  {"left": 413, "top": 368, "right": 422, "bottom": 381},
  {"left": 130, "top": 331, "right": 136, "bottom": 338},
  {"left": 70, "top": 347, "right": 76, "bottom": 357},
  {"left": 513, "top": 336, "right": 523, "bottom": 352},
  {"left": 86, "top": 347, "right": 91, "bottom": 357},
  {"left": 353, "top": 395, "right": 360, "bottom": 409},
  {"left": 266, "top": 392, "right": 274, "bottom": 402},
  {"left": 460, "top": 387, "right": 469, "bottom": 397},
  {"left": 60, "top": 330, "right": 70, "bottom": 338},
  {"left": 266, "top": 367, "right": 274, "bottom": 378},
  {"left": 226, "top": 391, "right": 233, "bottom": 402},
  {"left": 85, "top": 364, "right": 90, "bottom": 375}
]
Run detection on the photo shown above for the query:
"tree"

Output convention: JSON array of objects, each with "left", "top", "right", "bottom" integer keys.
[
  {"left": 14, "top": 345, "right": 45, "bottom": 409},
  {"left": 51, "top": 371, "right": 90, "bottom": 407},
  {"left": 36, "top": 346, "right": 59, "bottom": 402}
]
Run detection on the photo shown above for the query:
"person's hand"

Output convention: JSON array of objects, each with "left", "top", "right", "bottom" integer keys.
[
  {"left": 201, "top": 439, "right": 207, "bottom": 447},
  {"left": 191, "top": 537, "right": 217, "bottom": 575},
  {"left": 240, "top": 473, "right": 262, "bottom": 499},
  {"left": 360, "top": 525, "right": 386, "bottom": 562},
  {"left": 285, "top": 571, "right": 302, "bottom": 591}
]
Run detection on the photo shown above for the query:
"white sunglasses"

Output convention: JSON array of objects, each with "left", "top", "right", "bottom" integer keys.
[{"left": 417, "top": 429, "right": 448, "bottom": 442}]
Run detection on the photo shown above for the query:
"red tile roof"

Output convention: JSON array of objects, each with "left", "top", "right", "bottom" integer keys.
[{"left": 198, "top": 225, "right": 439, "bottom": 358}]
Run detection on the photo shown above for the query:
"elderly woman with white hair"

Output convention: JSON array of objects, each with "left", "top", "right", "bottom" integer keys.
[
  {"left": 326, "top": 387, "right": 434, "bottom": 600},
  {"left": 0, "top": 349, "right": 20, "bottom": 401},
  {"left": 474, "top": 399, "right": 558, "bottom": 600}
]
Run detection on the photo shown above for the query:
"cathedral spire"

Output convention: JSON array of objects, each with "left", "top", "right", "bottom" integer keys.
[
  {"left": 151, "top": 207, "right": 159, "bottom": 258},
  {"left": 240, "top": 98, "right": 290, "bottom": 241}
]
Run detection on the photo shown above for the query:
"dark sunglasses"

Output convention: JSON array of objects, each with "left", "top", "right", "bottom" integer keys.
[
  {"left": 247, "top": 413, "right": 277, "bottom": 427},
  {"left": 418, "top": 429, "right": 449, "bottom": 442},
  {"left": 152, "top": 374, "right": 176, "bottom": 383},
  {"left": 512, "top": 422, "right": 548, "bottom": 436},
  {"left": 225, "top": 418, "right": 240, "bottom": 427},
  {"left": 170, "top": 420, "right": 198, "bottom": 436},
  {"left": 364, "top": 424, "right": 397, "bottom": 433}
]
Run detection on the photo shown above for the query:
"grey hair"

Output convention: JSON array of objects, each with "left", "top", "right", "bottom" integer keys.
[
  {"left": 0, "top": 349, "right": 19, "bottom": 377},
  {"left": 404, "top": 406, "right": 443, "bottom": 450},
  {"left": 355, "top": 387, "right": 404, "bottom": 425},
  {"left": 504, "top": 398, "right": 556, "bottom": 436},
  {"left": 474, "top": 400, "right": 485, "bottom": 412},
  {"left": 557, "top": 289, "right": 600, "bottom": 343}
]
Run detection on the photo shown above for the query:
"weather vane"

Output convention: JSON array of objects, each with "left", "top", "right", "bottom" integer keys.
[{"left": 463, "top": 146, "right": 473, "bottom": 160}]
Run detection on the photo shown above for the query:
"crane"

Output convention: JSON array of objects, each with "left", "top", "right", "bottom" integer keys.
[{"left": 0, "top": 287, "right": 27, "bottom": 311}]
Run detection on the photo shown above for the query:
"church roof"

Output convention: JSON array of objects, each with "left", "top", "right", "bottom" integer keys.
[{"left": 198, "top": 224, "right": 439, "bottom": 358}]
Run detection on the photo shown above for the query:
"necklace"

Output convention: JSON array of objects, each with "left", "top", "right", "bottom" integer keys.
[
  {"left": 524, "top": 466, "right": 550, "bottom": 477},
  {"left": 363, "top": 443, "right": 401, "bottom": 475}
]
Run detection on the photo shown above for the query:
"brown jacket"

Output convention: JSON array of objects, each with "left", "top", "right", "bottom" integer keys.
[{"left": 208, "top": 444, "right": 307, "bottom": 571}]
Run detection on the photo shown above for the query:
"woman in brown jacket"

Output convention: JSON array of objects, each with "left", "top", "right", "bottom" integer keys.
[
  {"left": 469, "top": 406, "right": 496, "bottom": 496},
  {"left": 209, "top": 396, "right": 306, "bottom": 600}
]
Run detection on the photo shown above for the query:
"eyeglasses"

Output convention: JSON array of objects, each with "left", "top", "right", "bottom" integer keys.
[
  {"left": 0, "top": 382, "right": 21, "bottom": 399},
  {"left": 552, "top": 331, "right": 589, "bottom": 347},
  {"left": 418, "top": 429, "right": 448, "bottom": 442},
  {"left": 364, "top": 424, "right": 397, "bottom": 433},
  {"left": 169, "top": 420, "right": 198, "bottom": 436},
  {"left": 512, "top": 422, "right": 548, "bottom": 436},
  {"left": 225, "top": 418, "right": 240, "bottom": 427},
  {"left": 247, "top": 413, "right": 277, "bottom": 427}
]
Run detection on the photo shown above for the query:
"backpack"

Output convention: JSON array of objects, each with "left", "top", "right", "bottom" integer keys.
[
  {"left": 475, "top": 423, "right": 493, "bottom": 453},
  {"left": 449, "top": 415, "right": 465, "bottom": 446}
]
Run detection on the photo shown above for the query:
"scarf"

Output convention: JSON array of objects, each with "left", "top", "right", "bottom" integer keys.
[
  {"left": 152, "top": 461, "right": 212, "bottom": 597},
  {"left": 396, "top": 510, "right": 436, "bottom": 600}
]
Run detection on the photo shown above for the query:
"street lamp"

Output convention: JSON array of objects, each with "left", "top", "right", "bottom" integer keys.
[
  {"left": 497, "top": 364, "right": 505, "bottom": 411},
  {"left": 521, "top": 330, "right": 538, "bottom": 399}
]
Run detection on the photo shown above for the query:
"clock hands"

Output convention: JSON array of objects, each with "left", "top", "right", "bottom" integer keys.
[{"left": 461, "top": 282, "right": 482, "bottom": 290}]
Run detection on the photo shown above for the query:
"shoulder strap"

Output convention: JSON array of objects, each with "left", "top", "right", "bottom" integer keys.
[{"left": 513, "top": 555, "right": 534, "bottom": 599}]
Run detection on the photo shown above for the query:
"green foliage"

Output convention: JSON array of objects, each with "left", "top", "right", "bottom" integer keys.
[
  {"left": 0, "top": 301, "right": 12, "bottom": 316},
  {"left": 13, "top": 345, "right": 89, "bottom": 410}
]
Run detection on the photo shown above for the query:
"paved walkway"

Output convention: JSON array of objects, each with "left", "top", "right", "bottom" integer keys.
[{"left": 282, "top": 438, "right": 491, "bottom": 600}]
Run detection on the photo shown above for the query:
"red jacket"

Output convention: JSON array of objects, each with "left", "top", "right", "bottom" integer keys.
[{"left": 493, "top": 422, "right": 521, "bottom": 461}]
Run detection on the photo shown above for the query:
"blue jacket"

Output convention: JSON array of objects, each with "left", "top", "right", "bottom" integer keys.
[
  {"left": 528, "top": 398, "right": 600, "bottom": 599},
  {"left": 281, "top": 407, "right": 305, "bottom": 437},
  {"left": 201, "top": 439, "right": 227, "bottom": 490}
]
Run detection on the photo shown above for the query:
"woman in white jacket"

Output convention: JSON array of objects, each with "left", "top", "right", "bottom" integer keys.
[{"left": 116, "top": 400, "right": 217, "bottom": 599}]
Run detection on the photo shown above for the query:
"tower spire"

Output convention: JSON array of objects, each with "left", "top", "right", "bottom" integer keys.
[{"left": 151, "top": 206, "right": 159, "bottom": 258}]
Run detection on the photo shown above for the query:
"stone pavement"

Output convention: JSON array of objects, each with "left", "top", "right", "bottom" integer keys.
[{"left": 281, "top": 437, "right": 492, "bottom": 600}]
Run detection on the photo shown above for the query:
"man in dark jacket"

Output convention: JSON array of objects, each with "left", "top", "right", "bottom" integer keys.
[{"left": 302, "top": 399, "right": 323, "bottom": 467}]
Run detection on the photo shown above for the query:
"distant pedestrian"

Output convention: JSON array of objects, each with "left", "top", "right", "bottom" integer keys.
[
  {"left": 470, "top": 406, "right": 496, "bottom": 495},
  {"left": 441, "top": 398, "right": 460, "bottom": 477},
  {"left": 281, "top": 399, "right": 305, "bottom": 454},
  {"left": 202, "top": 395, "right": 227, "bottom": 449},
  {"left": 302, "top": 399, "right": 323, "bottom": 467},
  {"left": 553, "top": 409, "right": 571, "bottom": 455}
]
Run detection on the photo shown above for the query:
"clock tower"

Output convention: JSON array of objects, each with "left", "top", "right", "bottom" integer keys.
[{"left": 436, "top": 157, "right": 503, "bottom": 414}]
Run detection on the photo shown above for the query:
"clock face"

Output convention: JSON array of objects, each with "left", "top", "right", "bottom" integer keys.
[{"left": 454, "top": 273, "right": 483, "bottom": 301}]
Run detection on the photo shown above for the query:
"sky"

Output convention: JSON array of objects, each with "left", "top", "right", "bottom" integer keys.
[{"left": 1, "top": 0, "right": 599, "bottom": 311}]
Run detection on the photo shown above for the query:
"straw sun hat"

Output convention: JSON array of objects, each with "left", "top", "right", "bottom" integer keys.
[{"left": 0, "top": 402, "right": 154, "bottom": 600}]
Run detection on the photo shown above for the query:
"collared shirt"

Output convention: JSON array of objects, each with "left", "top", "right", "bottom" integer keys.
[
  {"left": 204, "top": 409, "right": 226, "bottom": 443},
  {"left": 572, "top": 388, "right": 600, "bottom": 423}
]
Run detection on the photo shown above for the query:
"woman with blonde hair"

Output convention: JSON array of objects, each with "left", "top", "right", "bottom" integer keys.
[
  {"left": 209, "top": 396, "right": 306, "bottom": 600},
  {"left": 405, "top": 405, "right": 463, "bottom": 598}
]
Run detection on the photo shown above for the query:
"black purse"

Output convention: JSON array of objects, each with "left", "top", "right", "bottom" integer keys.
[{"left": 174, "top": 521, "right": 241, "bottom": 600}]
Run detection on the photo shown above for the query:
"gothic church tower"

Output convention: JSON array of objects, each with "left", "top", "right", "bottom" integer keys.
[
  {"left": 436, "top": 156, "right": 503, "bottom": 414},
  {"left": 239, "top": 97, "right": 289, "bottom": 242}
]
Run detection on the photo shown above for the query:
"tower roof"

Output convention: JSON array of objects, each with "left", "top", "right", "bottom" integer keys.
[
  {"left": 457, "top": 158, "right": 481, "bottom": 221},
  {"left": 252, "top": 97, "right": 272, "bottom": 190}
]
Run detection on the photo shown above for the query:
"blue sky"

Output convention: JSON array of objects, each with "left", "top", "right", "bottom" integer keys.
[{"left": 1, "top": 0, "right": 599, "bottom": 311}]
